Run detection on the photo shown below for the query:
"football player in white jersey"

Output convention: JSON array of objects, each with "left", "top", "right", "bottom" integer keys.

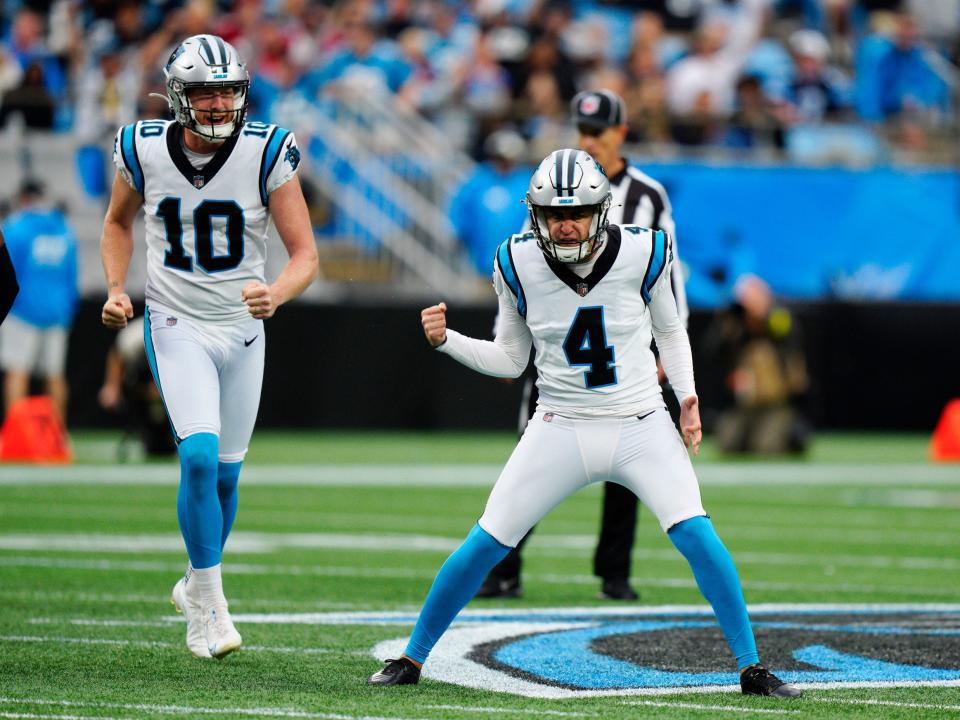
[
  {"left": 369, "top": 149, "right": 801, "bottom": 699},
  {"left": 100, "top": 35, "right": 318, "bottom": 660}
]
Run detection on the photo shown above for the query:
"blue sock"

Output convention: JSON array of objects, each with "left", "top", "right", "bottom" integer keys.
[
  {"left": 217, "top": 462, "right": 241, "bottom": 550},
  {"left": 668, "top": 515, "right": 759, "bottom": 670},
  {"left": 405, "top": 524, "right": 510, "bottom": 664},
  {"left": 176, "top": 433, "right": 222, "bottom": 569}
]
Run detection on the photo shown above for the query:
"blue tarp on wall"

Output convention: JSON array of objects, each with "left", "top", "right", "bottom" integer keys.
[{"left": 640, "top": 162, "right": 960, "bottom": 307}]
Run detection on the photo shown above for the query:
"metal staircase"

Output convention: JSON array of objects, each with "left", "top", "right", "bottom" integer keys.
[{"left": 296, "top": 86, "right": 484, "bottom": 300}]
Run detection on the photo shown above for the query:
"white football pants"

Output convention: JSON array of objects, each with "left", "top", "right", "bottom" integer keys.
[
  {"left": 479, "top": 408, "right": 707, "bottom": 547},
  {"left": 144, "top": 303, "right": 264, "bottom": 462}
]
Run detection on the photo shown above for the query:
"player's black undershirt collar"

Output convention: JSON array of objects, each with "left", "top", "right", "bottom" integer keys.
[
  {"left": 544, "top": 224, "right": 621, "bottom": 296},
  {"left": 166, "top": 124, "right": 240, "bottom": 189}
]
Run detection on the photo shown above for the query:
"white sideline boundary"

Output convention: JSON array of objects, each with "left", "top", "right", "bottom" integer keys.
[
  {"left": 0, "top": 698, "right": 434, "bottom": 720},
  {"left": 0, "top": 462, "right": 958, "bottom": 487},
  {"left": 2, "top": 556, "right": 958, "bottom": 598},
  {"left": 0, "top": 531, "right": 957, "bottom": 571},
  {"left": 3, "top": 695, "right": 960, "bottom": 719}
]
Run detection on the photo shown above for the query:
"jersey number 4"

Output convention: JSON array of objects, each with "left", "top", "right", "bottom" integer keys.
[
  {"left": 563, "top": 306, "right": 617, "bottom": 389},
  {"left": 158, "top": 197, "right": 244, "bottom": 273}
]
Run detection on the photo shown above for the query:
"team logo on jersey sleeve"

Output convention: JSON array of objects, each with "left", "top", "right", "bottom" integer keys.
[{"left": 285, "top": 143, "right": 301, "bottom": 171}]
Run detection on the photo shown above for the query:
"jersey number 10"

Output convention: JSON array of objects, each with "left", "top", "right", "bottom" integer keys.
[{"left": 157, "top": 197, "right": 244, "bottom": 273}]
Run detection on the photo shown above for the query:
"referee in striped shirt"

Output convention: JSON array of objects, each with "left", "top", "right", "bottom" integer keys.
[{"left": 477, "top": 89, "right": 689, "bottom": 601}]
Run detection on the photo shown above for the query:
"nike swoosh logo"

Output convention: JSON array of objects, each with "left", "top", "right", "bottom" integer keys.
[{"left": 244, "top": 336, "right": 258, "bottom": 347}]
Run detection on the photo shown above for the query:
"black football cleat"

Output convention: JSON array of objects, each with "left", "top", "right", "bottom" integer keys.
[
  {"left": 598, "top": 579, "right": 639, "bottom": 601},
  {"left": 740, "top": 664, "right": 803, "bottom": 697},
  {"left": 476, "top": 576, "right": 523, "bottom": 599},
  {"left": 368, "top": 657, "right": 421, "bottom": 686}
]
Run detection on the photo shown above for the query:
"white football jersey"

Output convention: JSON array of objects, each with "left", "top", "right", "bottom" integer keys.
[
  {"left": 113, "top": 119, "right": 300, "bottom": 323},
  {"left": 494, "top": 224, "right": 674, "bottom": 418}
]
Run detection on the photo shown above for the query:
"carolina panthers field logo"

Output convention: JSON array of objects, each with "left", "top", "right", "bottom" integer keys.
[{"left": 361, "top": 604, "right": 960, "bottom": 698}]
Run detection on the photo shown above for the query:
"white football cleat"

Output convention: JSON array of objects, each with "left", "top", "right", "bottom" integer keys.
[
  {"left": 204, "top": 604, "right": 242, "bottom": 659},
  {"left": 171, "top": 575, "right": 212, "bottom": 659}
]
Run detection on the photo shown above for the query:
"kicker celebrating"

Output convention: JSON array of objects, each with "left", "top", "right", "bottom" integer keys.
[{"left": 370, "top": 149, "right": 801, "bottom": 699}]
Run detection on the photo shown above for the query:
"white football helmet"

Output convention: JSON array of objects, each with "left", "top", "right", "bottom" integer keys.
[
  {"left": 160, "top": 34, "right": 250, "bottom": 142},
  {"left": 526, "top": 149, "right": 612, "bottom": 263}
]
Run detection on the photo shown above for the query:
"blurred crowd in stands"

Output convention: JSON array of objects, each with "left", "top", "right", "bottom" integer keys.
[{"left": 0, "top": 0, "right": 956, "bottom": 165}]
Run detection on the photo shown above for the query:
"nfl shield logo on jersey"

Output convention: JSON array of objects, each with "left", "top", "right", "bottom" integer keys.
[
  {"left": 576, "top": 282, "right": 589, "bottom": 297},
  {"left": 193, "top": 175, "right": 205, "bottom": 189}
]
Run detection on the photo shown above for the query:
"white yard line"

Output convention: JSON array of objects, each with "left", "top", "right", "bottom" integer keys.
[
  {"left": 715, "top": 525, "right": 960, "bottom": 548},
  {"left": 623, "top": 700, "right": 801, "bottom": 715},
  {"left": 0, "top": 589, "right": 167, "bottom": 603},
  {"left": 28, "top": 618, "right": 171, "bottom": 628},
  {"left": 0, "top": 465, "right": 501, "bottom": 486},
  {"left": 0, "top": 713, "right": 128, "bottom": 720},
  {"left": 0, "top": 589, "right": 409, "bottom": 611},
  {"left": 534, "top": 573, "right": 960, "bottom": 598},
  {"left": 0, "top": 698, "right": 433, "bottom": 720},
  {"left": 0, "top": 636, "right": 366, "bottom": 657},
  {"left": 0, "top": 697, "right": 801, "bottom": 720},
  {"left": 810, "top": 697, "right": 960, "bottom": 712},
  {"left": 424, "top": 705, "right": 587, "bottom": 717},
  {"left": 28, "top": 602, "right": 958, "bottom": 630},
  {"left": 0, "top": 556, "right": 432, "bottom": 578},
  {"left": 0, "top": 532, "right": 461, "bottom": 555},
  {"left": 1, "top": 556, "right": 955, "bottom": 598},
  {"left": 1, "top": 532, "right": 957, "bottom": 572},
  {"left": 0, "top": 635, "right": 171, "bottom": 648},
  {"left": 0, "top": 463, "right": 957, "bottom": 487}
]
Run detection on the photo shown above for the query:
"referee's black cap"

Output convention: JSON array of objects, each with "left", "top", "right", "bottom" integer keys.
[{"left": 571, "top": 89, "right": 627, "bottom": 130}]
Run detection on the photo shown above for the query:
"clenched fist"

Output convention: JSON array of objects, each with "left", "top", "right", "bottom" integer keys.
[
  {"left": 421, "top": 302, "right": 448, "bottom": 347},
  {"left": 242, "top": 282, "right": 276, "bottom": 319},
  {"left": 102, "top": 293, "right": 133, "bottom": 329}
]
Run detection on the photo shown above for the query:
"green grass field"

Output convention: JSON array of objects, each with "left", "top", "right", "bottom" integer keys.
[{"left": 1, "top": 430, "right": 958, "bottom": 720}]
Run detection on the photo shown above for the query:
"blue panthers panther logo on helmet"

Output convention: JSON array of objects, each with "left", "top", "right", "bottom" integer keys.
[
  {"left": 285, "top": 142, "right": 301, "bottom": 171},
  {"left": 165, "top": 44, "right": 186, "bottom": 71}
]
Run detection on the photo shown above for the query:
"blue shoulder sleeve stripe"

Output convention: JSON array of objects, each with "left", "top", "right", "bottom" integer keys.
[
  {"left": 120, "top": 124, "right": 144, "bottom": 195},
  {"left": 259, "top": 126, "right": 289, "bottom": 206},
  {"left": 641, "top": 229, "right": 668, "bottom": 304},
  {"left": 496, "top": 238, "right": 526, "bottom": 318}
]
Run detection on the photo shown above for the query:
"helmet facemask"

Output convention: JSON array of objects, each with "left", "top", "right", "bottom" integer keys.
[
  {"left": 528, "top": 195, "right": 611, "bottom": 264},
  {"left": 169, "top": 79, "right": 249, "bottom": 142}
]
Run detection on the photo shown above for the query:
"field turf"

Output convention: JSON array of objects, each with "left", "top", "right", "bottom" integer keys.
[{"left": 0, "top": 430, "right": 958, "bottom": 719}]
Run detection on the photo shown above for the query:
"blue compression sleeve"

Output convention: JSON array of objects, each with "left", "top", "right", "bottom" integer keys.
[
  {"left": 176, "top": 433, "right": 222, "bottom": 569},
  {"left": 668, "top": 515, "right": 759, "bottom": 669},
  {"left": 217, "top": 461, "right": 241, "bottom": 550},
  {"left": 405, "top": 524, "right": 511, "bottom": 664}
]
